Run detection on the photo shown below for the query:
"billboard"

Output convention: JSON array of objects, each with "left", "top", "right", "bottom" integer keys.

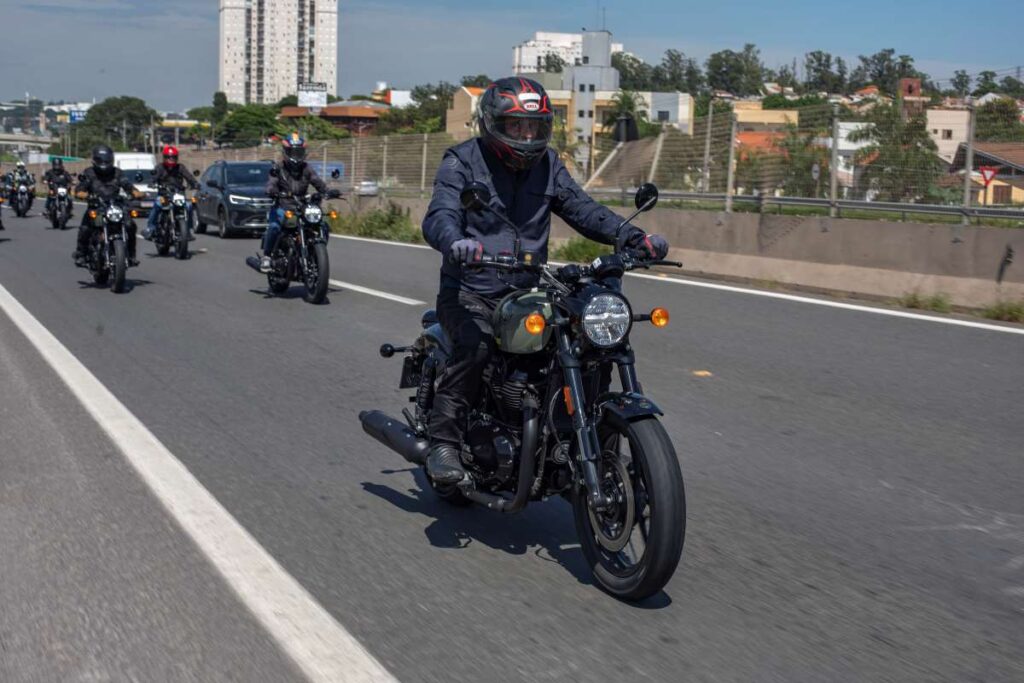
[{"left": 298, "top": 82, "right": 328, "bottom": 109}]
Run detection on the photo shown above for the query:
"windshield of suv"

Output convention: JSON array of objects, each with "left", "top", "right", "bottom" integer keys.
[{"left": 226, "top": 164, "right": 271, "bottom": 185}]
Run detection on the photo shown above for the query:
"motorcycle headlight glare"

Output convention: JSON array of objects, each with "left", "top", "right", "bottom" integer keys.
[
  {"left": 172, "top": 194, "right": 186, "bottom": 206},
  {"left": 105, "top": 206, "right": 124, "bottom": 222},
  {"left": 304, "top": 205, "right": 323, "bottom": 223},
  {"left": 582, "top": 294, "right": 632, "bottom": 347}
]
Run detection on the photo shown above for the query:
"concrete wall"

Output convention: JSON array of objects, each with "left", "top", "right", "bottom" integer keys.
[{"left": 343, "top": 194, "right": 1024, "bottom": 308}]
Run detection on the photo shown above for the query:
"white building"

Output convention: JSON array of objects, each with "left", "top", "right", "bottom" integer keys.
[
  {"left": 926, "top": 108, "right": 970, "bottom": 165},
  {"left": 512, "top": 31, "right": 622, "bottom": 74},
  {"left": 219, "top": 0, "right": 338, "bottom": 105}
]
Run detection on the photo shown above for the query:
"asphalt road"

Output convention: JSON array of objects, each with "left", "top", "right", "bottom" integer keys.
[{"left": 1, "top": 210, "right": 1022, "bottom": 682}]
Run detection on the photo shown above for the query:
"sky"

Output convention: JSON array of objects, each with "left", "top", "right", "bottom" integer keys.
[{"left": 0, "top": 0, "right": 1019, "bottom": 112}]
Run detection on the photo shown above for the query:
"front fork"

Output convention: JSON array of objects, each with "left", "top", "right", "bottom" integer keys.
[{"left": 557, "top": 331, "right": 641, "bottom": 512}]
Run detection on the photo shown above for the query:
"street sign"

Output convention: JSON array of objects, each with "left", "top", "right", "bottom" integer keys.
[
  {"left": 979, "top": 166, "right": 999, "bottom": 187},
  {"left": 811, "top": 163, "right": 821, "bottom": 181},
  {"left": 69, "top": 110, "right": 87, "bottom": 123}
]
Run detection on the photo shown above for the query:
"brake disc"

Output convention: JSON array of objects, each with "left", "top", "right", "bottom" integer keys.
[{"left": 588, "top": 456, "right": 636, "bottom": 553}]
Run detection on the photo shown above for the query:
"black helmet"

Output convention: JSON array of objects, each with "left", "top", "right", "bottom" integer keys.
[
  {"left": 52, "top": 158, "right": 64, "bottom": 171},
  {"left": 92, "top": 145, "right": 115, "bottom": 180},
  {"left": 478, "top": 77, "right": 554, "bottom": 171},
  {"left": 281, "top": 132, "right": 307, "bottom": 174}
]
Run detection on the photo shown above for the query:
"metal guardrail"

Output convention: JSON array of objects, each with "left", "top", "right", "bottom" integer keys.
[{"left": 588, "top": 188, "right": 1024, "bottom": 221}]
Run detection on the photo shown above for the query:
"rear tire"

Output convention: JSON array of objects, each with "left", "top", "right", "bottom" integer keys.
[
  {"left": 573, "top": 417, "right": 685, "bottom": 602},
  {"left": 111, "top": 240, "right": 127, "bottom": 293},
  {"left": 303, "top": 242, "right": 330, "bottom": 304}
]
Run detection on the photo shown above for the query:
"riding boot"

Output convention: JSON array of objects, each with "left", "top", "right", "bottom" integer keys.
[{"left": 426, "top": 444, "right": 466, "bottom": 484}]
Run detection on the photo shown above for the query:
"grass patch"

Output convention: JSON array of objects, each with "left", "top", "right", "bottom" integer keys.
[
  {"left": 981, "top": 300, "right": 1024, "bottom": 323},
  {"left": 329, "top": 202, "right": 424, "bottom": 244},
  {"left": 552, "top": 236, "right": 612, "bottom": 263},
  {"left": 898, "top": 291, "right": 952, "bottom": 313}
]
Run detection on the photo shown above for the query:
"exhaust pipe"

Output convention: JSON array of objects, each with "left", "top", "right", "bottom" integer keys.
[
  {"left": 359, "top": 410, "right": 429, "bottom": 466},
  {"left": 245, "top": 255, "right": 262, "bottom": 273}
]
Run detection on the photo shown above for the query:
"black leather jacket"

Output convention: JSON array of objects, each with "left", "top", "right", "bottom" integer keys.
[{"left": 265, "top": 162, "right": 328, "bottom": 209}]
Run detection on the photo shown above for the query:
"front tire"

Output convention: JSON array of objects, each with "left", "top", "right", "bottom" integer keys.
[
  {"left": 218, "top": 208, "right": 232, "bottom": 239},
  {"left": 572, "top": 417, "right": 685, "bottom": 601},
  {"left": 303, "top": 241, "right": 330, "bottom": 304},
  {"left": 111, "top": 240, "right": 127, "bottom": 293},
  {"left": 175, "top": 216, "right": 189, "bottom": 260}
]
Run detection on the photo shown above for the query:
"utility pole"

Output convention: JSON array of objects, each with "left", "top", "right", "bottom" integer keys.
[
  {"left": 829, "top": 104, "right": 840, "bottom": 218},
  {"left": 724, "top": 112, "right": 738, "bottom": 213},
  {"left": 701, "top": 101, "right": 714, "bottom": 192},
  {"left": 961, "top": 102, "right": 976, "bottom": 227}
]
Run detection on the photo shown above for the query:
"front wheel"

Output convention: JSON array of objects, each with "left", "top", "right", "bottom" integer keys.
[
  {"left": 302, "top": 241, "right": 330, "bottom": 304},
  {"left": 572, "top": 417, "right": 685, "bottom": 601},
  {"left": 111, "top": 240, "right": 127, "bottom": 293},
  {"left": 175, "top": 216, "right": 189, "bottom": 260}
]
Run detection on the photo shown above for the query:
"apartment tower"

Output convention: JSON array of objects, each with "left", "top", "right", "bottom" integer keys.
[{"left": 219, "top": 0, "right": 338, "bottom": 104}]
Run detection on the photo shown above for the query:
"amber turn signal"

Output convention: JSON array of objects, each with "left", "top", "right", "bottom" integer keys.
[
  {"left": 88, "top": 210, "right": 98, "bottom": 219},
  {"left": 130, "top": 210, "right": 139, "bottom": 218},
  {"left": 328, "top": 210, "right": 338, "bottom": 219},
  {"left": 650, "top": 307, "right": 670, "bottom": 328},
  {"left": 524, "top": 312, "right": 546, "bottom": 335},
  {"left": 284, "top": 210, "right": 294, "bottom": 219}
]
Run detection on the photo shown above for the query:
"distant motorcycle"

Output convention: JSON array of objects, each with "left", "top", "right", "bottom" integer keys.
[
  {"left": 361, "top": 182, "right": 687, "bottom": 601},
  {"left": 47, "top": 184, "right": 73, "bottom": 229},
  {"left": 152, "top": 188, "right": 196, "bottom": 259},
  {"left": 79, "top": 195, "right": 135, "bottom": 293},
  {"left": 13, "top": 182, "right": 33, "bottom": 217}
]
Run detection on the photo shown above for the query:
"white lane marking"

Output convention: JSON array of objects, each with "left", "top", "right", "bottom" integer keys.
[
  {"left": 624, "top": 272, "right": 1024, "bottom": 335},
  {"left": 332, "top": 234, "right": 431, "bottom": 250},
  {"left": 0, "top": 284, "right": 398, "bottom": 683},
  {"left": 329, "top": 279, "right": 424, "bottom": 306},
  {"left": 332, "top": 234, "right": 1024, "bottom": 335}
]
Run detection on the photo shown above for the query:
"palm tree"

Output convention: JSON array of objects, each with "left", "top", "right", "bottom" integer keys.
[{"left": 603, "top": 90, "right": 649, "bottom": 128}]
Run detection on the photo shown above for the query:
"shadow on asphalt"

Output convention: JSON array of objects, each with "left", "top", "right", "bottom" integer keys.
[
  {"left": 77, "top": 279, "right": 154, "bottom": 294},
  {"left": 247, "top": 287, "right": 330, "bottom": 304},
  {"left": 0, "top": 238, "right": 10, "bottom": 244}
]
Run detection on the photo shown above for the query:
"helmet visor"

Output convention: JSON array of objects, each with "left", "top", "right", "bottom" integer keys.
[
  {"left": 284, "top": 147, "right": 307, "bottom": 162},
  {"left": 493, "top": 116, "right": 552, "bottom": 144}
]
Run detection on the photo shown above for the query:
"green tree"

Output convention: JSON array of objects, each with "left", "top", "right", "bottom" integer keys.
[
  {"left": 549, "top": 115, "right": 581, "bottom": 171},
  {"left": 276, "top": 95, "right": 299, "bottom": 108},
  {"left": 848, "top": 102, "right": 943, "bottom": 201},
  {"left": 74, "top": 96, "right": 160, "bottom": 151},
  {"left": 848, "top": 49, "right": 929, "bottom": 95},
  {"left": 705, "top": 44, "right": 764, "bottom": 96},
  {"left": 776, "top": 124, "right": 831, "bottom": 197},
  {"left": 212, "top": 92, "right": 230, "bottom": 122},
  {"left": 283, "top": 116, "right": 352, "bottom": 141},
  {"left": 975, "top": 98, "right": 1024, "bottom": 142},
  {"left": 652, "top": 49, "right": 703, "bottom": 94},
  {"left": 972, "top": 70, "right": 999, "bottom": 97},
  {"left": 460, "top": 74, "right": 491, "bottom": 88},
  {"left": 803, "top": 51, "right": 847, "bottom": 94},
  {"left": 612, "top": 52, "right": 655, "bottom": 91},
  {"left": 218, "top": 105, "right": 285, "bottom": 145},
  {"left": 543, "top": 53, "right": 566, "bottom": 74},
  {"left": 998, "top": 76, "right": 1024, "bottom": 98},
  {"left": 951, "top": 70, "right": 972, "bottom": 98}
]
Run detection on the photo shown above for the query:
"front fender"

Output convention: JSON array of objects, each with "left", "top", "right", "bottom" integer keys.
[{"left": 597, "top": 392, "right": 662, "bottom": 431}]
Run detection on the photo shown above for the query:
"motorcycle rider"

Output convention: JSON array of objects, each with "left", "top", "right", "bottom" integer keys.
[
  {"left": 43, "top": 157, "right": 75, "bottom": 220},
  {"left": 260, "top": 132, "right": 329, "bottom": 273},
  {"left": 73, "top": 145, "right": 144, "bottom": 267},
  {"left": 0, "top": 163, "right": 5, "bottom": 230},
  {"left": 143, "top": 145, "right": 200, "bottom": 241},
  {"left": 10, "top": 160, "right": 36, "bottom": 213},
  {"left": 421, "top": 77, "right": 670, "bottom": 484}
]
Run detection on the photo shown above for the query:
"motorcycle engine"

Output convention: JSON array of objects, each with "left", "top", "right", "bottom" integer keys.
[{"left": 464, "top": 418, "right": 517, "bottom": 487}]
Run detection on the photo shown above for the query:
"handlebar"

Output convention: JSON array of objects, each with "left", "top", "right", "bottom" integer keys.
[{"left": 461, "top": 249, "right": 681, "bottom": 280}]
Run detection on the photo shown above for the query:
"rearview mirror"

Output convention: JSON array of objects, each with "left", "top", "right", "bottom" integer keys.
[
  {"left": 206, "top": 179, "right": 219, "bottom": 189},
  {"left": 149, "top": 169, "right": 157, "bottom": 177},
  {"left": 268, "top": 165, "right": 279, "bottom": 178},
  {"left": 193, "top": 169, "right": 200, "bottom": 177},
  {"left": 460, "top": 181, "right": 491, "bottom": 211},
  {"left": 634, "top": 183, "right": 658, "bottom": 211},
  {"left": 330, "top": 168, "right": 341, "bottom": 179},
  {"left": 134, "top": 172, "right": 143, "bottom": 182}
]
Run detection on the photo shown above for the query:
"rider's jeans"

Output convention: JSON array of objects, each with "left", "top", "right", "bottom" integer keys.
[
  {"left": 148, "top": 199, "right": 193, "bottom": 231},
  {"left": 262, "top": 207, "right": 286, "bottom": 256}
]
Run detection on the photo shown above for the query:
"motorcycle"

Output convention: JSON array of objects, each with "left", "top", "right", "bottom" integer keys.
[
  {"left": 245, "top": 171, "right": 341, "bottom": 305},
  {"left": 360, "top": 182, "right": 687, "bottom": 601},
  {"left": 152, "top": 187, "right": 197, "bottom": 260},
  {"left": 47, "top": 184, "right": 73, "bottom": 230},
  {"left": 79, "top": 195, "right": 137, "bottom": 293},
  {"left": 13, "top": 182, "right": 33, "bottom": 217}
]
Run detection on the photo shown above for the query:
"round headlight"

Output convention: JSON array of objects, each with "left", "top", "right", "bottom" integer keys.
[
  {"left": 172, "top": 193, "right": 186, "bottom": 206},
  {"left": 106, "top": 206, "right": 124, "bottom": 222},
  {"left": 582, "top": 294, "right": 632, "bottom": 347},
  {"left": 304, "top": 205, "right": 323, "bottom": 223}
]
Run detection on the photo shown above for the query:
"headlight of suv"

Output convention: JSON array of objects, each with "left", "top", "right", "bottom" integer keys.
[
  {"left": 229, "top": 194, "right": 252, "bottom": 205},
  {"left": 105, "top": 206, "right": 124, "bottom": 222},
  {"left": 303, "top": 205, "right": 323, "bottom": 223},
  {"left": 582, "top": 293, "right": 632, "bottom": 347}
]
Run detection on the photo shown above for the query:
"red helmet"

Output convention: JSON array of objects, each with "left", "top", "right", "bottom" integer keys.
[{"left": 162, "top": 145, "right": 179, "bottom": 169}]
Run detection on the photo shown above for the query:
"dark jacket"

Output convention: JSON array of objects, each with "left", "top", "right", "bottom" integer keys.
[
  {"left": 422, "top": 138, "right": 644, "bottom": 295},
  {"left": 75, "top": 167, "right": 135, "bottom": 203},
  {"left": 153, "top": 164, "right": 199, "bottom": 193},
  {"left": 265, "top": 163, "right": 328, "bottom": 209},
  {"left": 43, "top": 169, "right": 74, "bottom": 187}
]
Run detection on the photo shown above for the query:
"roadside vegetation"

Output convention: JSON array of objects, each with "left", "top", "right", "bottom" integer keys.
[
  {"left": 328, "top": 203, "right": 423, "bottom": 244},
  {"left": 898, "top": 291, "right": 953, "bottom": 313},
  {"left": 982, "top": 300, "right": 1024, "bottom": 323}
]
